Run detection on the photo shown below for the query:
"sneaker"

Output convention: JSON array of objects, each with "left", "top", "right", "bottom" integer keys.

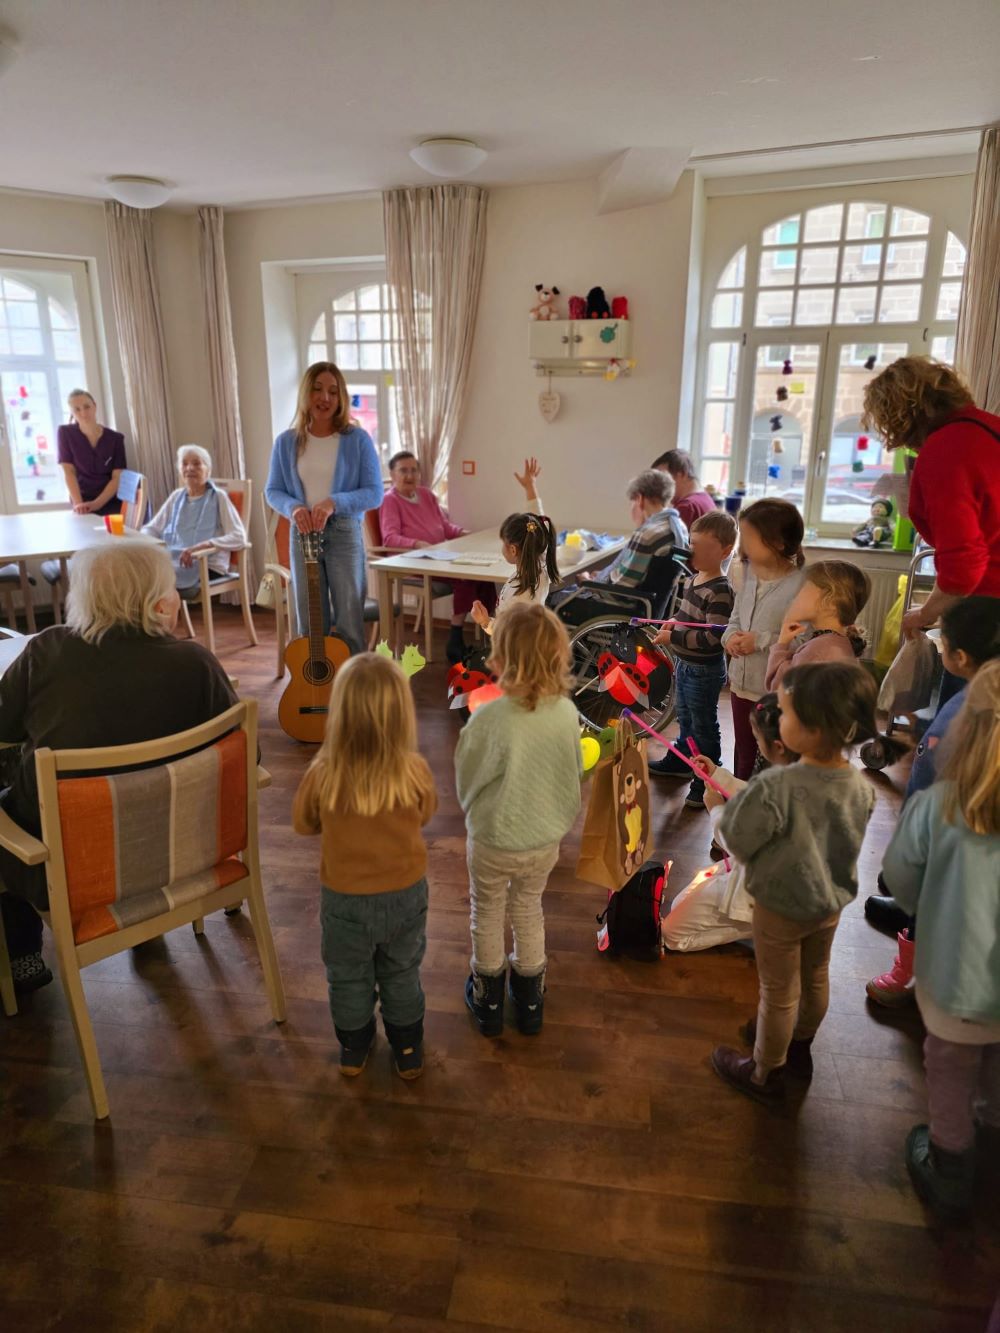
[
  {"left": 683, "top": 791, "right": 706, "bottom": 810},
  {"left": 335, "top": 1019, "right": 376, "bottom": 1077},
  {"left": 866, "top": 931, "right": 916, "bottom": 1007},
  {"left": 12, "top": 951, "right": 53, "bottom": 995},
  {"left": 738, "top": 1017, "right": 814, "bottom": 1078},
  {"left": 863, "top": 895, "right": 910, "bottom": 937},
  {"left": 384, "top": 1019, "right": 424, "bottom": 1081},
  {"left": 905, "top": 1124, "right": 974, "bottom": 1221},
  {"left": 649, "top": 755, "right": 691, "bottom": 778},
  {"left": 709, "top": 839, "right": 727, "bottom": 863},
  {"left": 465, "top": 971, "right": 505, "bottom": 1037},
  {"left": 508, "top": 968, "right": 545, "bottom": 1036},
  {"left": 710, "top": 1046, "right": 785, "bottom": 1104}
]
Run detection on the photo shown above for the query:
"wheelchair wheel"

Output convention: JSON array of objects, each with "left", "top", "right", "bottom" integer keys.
[
  {"left": 569, "top": 617, "right": 677, "bottom": 735},
  {"left": 860, "top": 738, "right": 889, "bottom": 771}
]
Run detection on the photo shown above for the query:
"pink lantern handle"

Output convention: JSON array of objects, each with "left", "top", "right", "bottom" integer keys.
[
  {"left": 620, "top": 709, "right": 732, "bottom": 801},
  {"left": 629, "top": 618, "right": 729, "bottom": 630}
]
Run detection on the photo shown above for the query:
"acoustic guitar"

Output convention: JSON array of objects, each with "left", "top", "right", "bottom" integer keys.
[{"left": 277, "top": 529, "right": 351, "bottom": 742}]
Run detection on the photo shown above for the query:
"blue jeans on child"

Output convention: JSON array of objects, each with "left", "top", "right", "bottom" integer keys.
[
  {"left": 320, "top": 879, "right": 428, "bottom": 1038},
  {"left": 674, "top": 656, "right": 727, "bottom": 801},
  {"left": 290, "top": 513, "right": 366, "bottom": 654}
]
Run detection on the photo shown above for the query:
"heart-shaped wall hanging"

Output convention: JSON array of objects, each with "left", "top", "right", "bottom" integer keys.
[{"left": 538, "top": 389, "right": 561, "bottom": 423}]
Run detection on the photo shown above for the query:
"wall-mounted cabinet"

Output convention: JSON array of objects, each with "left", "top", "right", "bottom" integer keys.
[{"left": 530, "top": 319, "right": 632, "bottom": 375}]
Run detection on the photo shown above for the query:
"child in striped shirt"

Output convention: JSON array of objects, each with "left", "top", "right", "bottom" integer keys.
[{"left": 649, "top": 510, "right": 737, "bottom": 807}]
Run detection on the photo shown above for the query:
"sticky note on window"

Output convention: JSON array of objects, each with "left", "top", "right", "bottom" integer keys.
[{"left": 789, "top": 380, "right": 806, "bottom": 394}]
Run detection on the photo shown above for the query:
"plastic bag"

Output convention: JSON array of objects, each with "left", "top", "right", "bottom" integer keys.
[{"left": 874, "top": 574, "right": 907, "bottom": 672}]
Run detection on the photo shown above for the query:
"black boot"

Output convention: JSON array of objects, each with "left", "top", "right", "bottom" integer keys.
[
  {"left": 465, "top": 971, "right": 505, "bottom": 1037},
  {"left": 864, "top": 895, "right": 911, "bottom": 937},
  {"left": 739, "top": 1016, "right": 813, "bottom": 1078},
  {"left": 446, "top": 625, "right": 466, "bottom": 665},
  {"left": 334, "top": 1017, "right": 376, "bottom": 1077},
  {"left": 508, "top": 968, "right": 545, "bottom": 1036},
  {"left": 383, "top": 1018, "right": 424, "bottom": 1081}
]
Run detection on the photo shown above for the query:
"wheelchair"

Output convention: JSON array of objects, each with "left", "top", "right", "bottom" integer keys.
[{"left": 554, "top": 548, "right": 692, "bottom": 735}]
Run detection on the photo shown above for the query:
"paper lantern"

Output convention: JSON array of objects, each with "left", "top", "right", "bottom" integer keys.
[
  {"left": 864, "top": 354, "right": 877, "bottom": 370},
  {"left": 781, "top": 359, "right": 793, "bottom": 375},
  {"left": 776, "top": 385, "right": 788, "bottom": 402},
  {"left": 580, "top": 736, "right": 601, "bottom": 771},
  {"left": 770, "top": 415, "right": 782, "bottom": 431},
  {"left": 468, "top": 682, "right": 502, "bottom": 713},
  {"left": 857, "top": 435, "right": 869, "bottom": 451}
]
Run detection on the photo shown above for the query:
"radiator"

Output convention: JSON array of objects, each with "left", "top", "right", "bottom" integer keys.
[{"left": 854, "top": 566, "right": 905, "bottom": 659}]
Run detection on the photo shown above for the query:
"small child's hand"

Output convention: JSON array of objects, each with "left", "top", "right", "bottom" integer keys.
[
  {"left": 727, "top": 631, "right": 755, "bottom": 656},
  {"left": 470, "top": 600, "right": 490, "bottom": 628},
  {"left": 514, "top": 456, "right": 541, "bottom": 501},
  {"left": 691, "top": 755, "right": 717, "bottom": 778},
  {"left": 704, "top": 788, "right": 725, "bottom": 812},
  {"left": 652, "top": 619, "right": 676, "bottom": 645},
  {"left": 778, "top": 619, "right": 804, "bottom": 646}
]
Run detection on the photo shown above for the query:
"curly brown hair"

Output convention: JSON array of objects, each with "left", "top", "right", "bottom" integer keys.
[{"left": 861, "top": 356, "right": 974, "bottom": 452}]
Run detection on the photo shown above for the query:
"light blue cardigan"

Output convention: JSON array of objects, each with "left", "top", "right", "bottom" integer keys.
[
  {"left": 885, "top": 782, "right": 1000, "bottom": 1024},
  {"left": 265, "top": 426, "right": 382, "bottom": 522}
]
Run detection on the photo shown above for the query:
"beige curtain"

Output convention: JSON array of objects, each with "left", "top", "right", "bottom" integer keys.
[
  {"left": 103, "top": 201, "right": 176, "bottom": 508},
  {"left": 383, "top": 185, "right": 488, "bottom": 493},
  {"left": 197, "top": 206, "right": 246, "bottom": 480},
  {"left": 956, "top": 126, "right": 1000, "bottom": 414}
]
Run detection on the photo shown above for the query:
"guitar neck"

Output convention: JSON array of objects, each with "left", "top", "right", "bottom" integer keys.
[{"left": 307, "top": 561, "right": 325, "bottom": 658}]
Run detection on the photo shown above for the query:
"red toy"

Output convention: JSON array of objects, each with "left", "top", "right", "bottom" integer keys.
[
  {"left": 568, "top": 295, "right": 586, "bottom": 320},
  {"left": 597, "top": 652, "right": 650, "bottom": 710},
  {"left": 612, "top": 296, "right": 629, "bottom": 319}
]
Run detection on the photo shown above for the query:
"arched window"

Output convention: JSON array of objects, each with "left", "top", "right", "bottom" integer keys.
[{"left": 698, "top": 201, "right": 967, "bottom": 533}]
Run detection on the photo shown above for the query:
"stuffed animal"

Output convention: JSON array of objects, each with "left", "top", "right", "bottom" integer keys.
[
  {"left": 586, "top": 286, "right": 610, "bottom": 319},
  {"left": 852, "top": 497, "right": 896, "bottom": 548},
  {"left": 612, "top": 296, "right": 629, "bottom": 319},
  {"left": 568, "top": 295, "right": 586, "bottom": 320},
  {"left": 529, "top": 284, "right": 561, "bottom": 321}
]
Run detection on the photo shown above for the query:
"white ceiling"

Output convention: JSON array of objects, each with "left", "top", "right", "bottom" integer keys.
[{"left": 0, "top": 0, "right": 995, "bottom": 208}]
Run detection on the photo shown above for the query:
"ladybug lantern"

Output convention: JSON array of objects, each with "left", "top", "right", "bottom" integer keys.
[
  {"left": 597, "top": 652, "right": 650, "bottom": 710},
  {"left": 447, "top": 664, "right": 491, "bottom": 709}
]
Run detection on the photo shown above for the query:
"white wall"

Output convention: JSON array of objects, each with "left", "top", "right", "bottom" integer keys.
[{"left": 449, "top": 175, "right": 700, "bottom": 534}]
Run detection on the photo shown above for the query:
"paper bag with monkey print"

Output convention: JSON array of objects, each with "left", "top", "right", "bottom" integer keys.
[{"left": 576, "top": 721, "right": 650, "bottom": 890}]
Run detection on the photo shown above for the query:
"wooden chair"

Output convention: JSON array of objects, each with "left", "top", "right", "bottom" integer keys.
[
  {"left": 0, "top": 699, "right": 285, "bottom": 1118},
  {"left": 0, "top": 566, "right": 36, "bottom": 631},
  {"left": 179, "top": 478, "right": 258, "bottom": 656},
  {"left": 41, "top": 472, "right": 147, "bottom": 625},
  {"left": 363, "top": 506, "right": 453, "bottom": 662}
]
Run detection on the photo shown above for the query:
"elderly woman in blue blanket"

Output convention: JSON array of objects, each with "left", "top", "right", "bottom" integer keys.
[{"left": 143, "top": 445, "right": 247, "bottom": 598}]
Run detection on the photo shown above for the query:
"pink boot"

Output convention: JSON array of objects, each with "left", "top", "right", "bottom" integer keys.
[{"left": 866, "top": 931, "right": 915, "bottom": 1007}]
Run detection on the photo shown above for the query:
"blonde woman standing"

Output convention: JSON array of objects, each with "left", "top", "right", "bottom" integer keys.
[
  {"left": 265, "top": 362, "right": 382, "bottom": 653},
  {"left": 56, "top": 388, "right": 127, "bottom": 515}
]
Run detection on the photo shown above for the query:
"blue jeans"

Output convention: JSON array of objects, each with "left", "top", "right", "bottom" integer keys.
[
  {"left": 674, "top": 656, "right": 727, "bottom": 800},
  {"left": 290, "top": 514, "right": 366, "bottom": 654},
  {"left": 320, "top": 879, "right": 428, "bottom": 1036}
]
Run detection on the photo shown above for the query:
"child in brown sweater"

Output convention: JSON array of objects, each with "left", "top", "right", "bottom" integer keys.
[{"left": 293, "top": 653, "right": 436, "bottom": 1080}]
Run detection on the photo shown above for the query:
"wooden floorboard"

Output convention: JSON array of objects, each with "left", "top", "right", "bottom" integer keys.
[{"left": 1, "top": 606, "right": 997, "bottom": 1333}]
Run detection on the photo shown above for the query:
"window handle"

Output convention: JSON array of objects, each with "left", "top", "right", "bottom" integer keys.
[{"left": 814, "top": 449, "right": 826, "bottom": 477}]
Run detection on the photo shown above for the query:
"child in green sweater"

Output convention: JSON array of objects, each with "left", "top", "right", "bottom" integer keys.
[{"left": 455, "top": 602, "right": 582, "bottom": 1037}]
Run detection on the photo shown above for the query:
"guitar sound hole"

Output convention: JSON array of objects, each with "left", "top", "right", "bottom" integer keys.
[{"left": 304, "top": 658, "right": 335, "bottom": 686}]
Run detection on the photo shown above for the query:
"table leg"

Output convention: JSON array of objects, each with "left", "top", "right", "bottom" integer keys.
[
  {"left": 377, "top": 567, "right": 395, "bottom": 654},
  {"left": 18, "top": 561, "right": 36, "bottom": 633}
]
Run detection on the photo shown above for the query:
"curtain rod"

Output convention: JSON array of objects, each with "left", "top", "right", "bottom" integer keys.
[{"left": 690, "top": 124, "right": 990, "bottom": 165}]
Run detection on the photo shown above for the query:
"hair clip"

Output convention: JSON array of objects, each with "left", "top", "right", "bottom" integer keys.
[{"left": 526, "top": 520, "right": 538, "bottom": 532}]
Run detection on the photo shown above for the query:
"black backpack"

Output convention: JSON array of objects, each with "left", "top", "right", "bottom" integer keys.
[{"left": 596, "top": 859, "right": 668, "bottom": 961}]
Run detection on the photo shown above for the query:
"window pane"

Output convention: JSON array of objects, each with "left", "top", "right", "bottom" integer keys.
[
  {"left": 711, "top": 292, "right": 742, "bottom": 328},
  {"left": 798, "top": 247, "right": 839, "bottom": 284},
  {"left": 1, "top": 368, "right": 67, "bottom": 505},
  {"left": 348, "top": 386, "right": 379, "bottom": 440},
  {"left": 699, "top": 457, "right": 730, "bottom": 492},
  {"left": 836, "top": 286, "right": 877, "bottom": 324},
  {"left": 333, "top": 291, "right": 356, "bottom": 311},
  {"left": 53, "top": 329, "right": 82, "bottom": 360},
  {"left": 931, "top": 335, "right": 956, "bottom": 363},
  {"left": 333, "top": 314, "right": 357, "bottom": 340},
  {"left": 7, "top": 300, "right": 40, "bottom": 328},
  {"left": 718, "top": 247, "right": 746, "bottom": 288},
  {"left": 2, "top": 277, "right": 35, "bottom": 300},
  {"left": 357, "top": 313, "right": 381, "bottom": 340},
  {"left": 702, "top": 401, "right": 734, "bottom": 456},
  {"left": 307, "top": 342, "right": 327, "bottom": 364},
  {"left": 762, "top": 215, "right": 800, "bottom": 245},
  {"left": 309, "top": 313, "right": 326, "bottom": 342},
  {"left": 336, "top": 343, "right": 358, "bottom": 370},
  {"left": 845, "top": 202, "right": 886, "bottom": 240},
  {"left": 803, "top": 204, "right": 843, "bottom": 243},
  {"left": 890, "top": 207, "right": 930, "bottom": 236},
  {"left": 705, "top": 341, "right": 740, "bottom": 398},
  {"left": 942, "top": 231, "right": 966, "bottom": 278},
  {"left": 11, "top": 327, "right": 43, "bottom": 354},
  {"left": 48, "top": 299, "right": 76, "bottom": 331},
  {"left": 841, "top": 245, "right": 882, "bottom": 282},
  {"left": 360, "top": 343, "right": 383, "bottom": 370},
  {"left": 755, "top": 289, "right": 794, "bottom": 326},
  {"left": 749, "top": 343, "right": 821, "bottom": 503},
  {"left": 936, "top": 281, "right": 962, "bottom": 320},
  {"left": 358, "top": 285, "right": 380, "bottom": 311},
  {"left": 0, "top": 329, "right": 9, "bottom": 355},
  {"left": 759, "top": 249, "right": 797, "bottom": 286},
  {"left": 878, "top": 284, "right": 921, "bottom": 322},
  {"left": 884, "top": 240, "right": 926, "bottom": 280},
  {"left": 794, "top": 287, "right": 835, "bottom": 325}
]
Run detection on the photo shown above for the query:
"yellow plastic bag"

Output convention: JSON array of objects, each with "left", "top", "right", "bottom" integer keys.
[{"left": 874, "top": 574, "right": 907, "bottom": 673}]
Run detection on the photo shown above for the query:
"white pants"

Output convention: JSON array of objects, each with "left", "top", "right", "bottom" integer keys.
[
  {"left": 467, "top": 839, "right": 560, "bottom": 977},
  {"left": 662, "top": 861, "right": 752, "bottom": 952}
]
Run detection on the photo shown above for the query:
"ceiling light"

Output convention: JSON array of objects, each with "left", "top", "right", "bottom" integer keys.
[
  {"left": 409, "top": 139, "right": 487, "bottom": 179},
  {"left": 854, "top": 54, "right": 881, "bottom": 61},
  {"left": 105, "top": 176, "right": 172, "bottom": 209}
]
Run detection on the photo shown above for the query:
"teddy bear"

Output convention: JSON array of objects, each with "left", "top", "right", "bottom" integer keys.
[
  {"left": 586, "top": 286, "right": 610, "bottom": 319},
  {"left": 529, "top": 284, "right": 561, "bottom": 321},
  {"left": 568, "top": 295, "right": 586, "bottom": 320},
  {"left": 852, "top": 497, "right": 896, "bottom": 548}
]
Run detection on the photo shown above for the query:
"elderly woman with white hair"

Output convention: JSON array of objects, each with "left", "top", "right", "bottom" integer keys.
[
  {"left": 0, "top": 540, "right": 236, "bottom": 994},
  {"left": 143, "top": 444, "right": 247, "bottom": 597}
]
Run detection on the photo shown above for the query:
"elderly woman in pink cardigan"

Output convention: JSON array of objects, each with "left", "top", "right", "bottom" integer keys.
[{"left": 379, "top": 450, "right": 498, "bottom": 662}]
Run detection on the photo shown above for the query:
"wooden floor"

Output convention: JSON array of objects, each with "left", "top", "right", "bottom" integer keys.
[{"left": 1, "top": 608, "right": 998, "bottom": 1333}]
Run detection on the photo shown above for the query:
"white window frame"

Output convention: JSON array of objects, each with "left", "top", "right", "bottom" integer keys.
[{"left": 0, "top": 255, "right": 104, "bottom": 514}]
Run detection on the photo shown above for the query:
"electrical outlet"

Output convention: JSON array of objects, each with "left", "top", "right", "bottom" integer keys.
[{"left": 462, "top": 460, "right": 475, "bottom": 476}]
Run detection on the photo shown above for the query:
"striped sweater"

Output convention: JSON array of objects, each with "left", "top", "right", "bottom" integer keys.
[{"left": 668, "top": 574, "right": 735, "bottom": 663}]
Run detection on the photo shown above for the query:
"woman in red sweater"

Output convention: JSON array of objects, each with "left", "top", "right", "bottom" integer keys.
[{"left": 863, "top": 358, "right": 1000, "bottom": 635}]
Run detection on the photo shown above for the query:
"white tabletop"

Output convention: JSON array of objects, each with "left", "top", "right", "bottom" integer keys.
[
  {"left": 371, "top": 527, "right": 627, "bottom": 585},
  {"left": 0, "top": 511, "right": 150, "bottom": 562}
]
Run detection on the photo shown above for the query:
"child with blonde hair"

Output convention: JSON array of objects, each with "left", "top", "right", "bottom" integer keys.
[
  {"left": 765, "top": 559, "right": 870, "bottom": 691},
  {"left": 882, "top": 660, "right": 1000, "bottom": 1221},
  {"left": 456, "top": 602, "right": 582, "bottom": 1036},
  {"left": 293, "top": 653, "right": 436, "bottom": 1079}
]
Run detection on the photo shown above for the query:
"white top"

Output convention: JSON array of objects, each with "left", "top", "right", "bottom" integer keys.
[
  {"left": 297, "top": 432, "right": 341, "bottom": 508},
  {"left": 486, "top": 496, "right": 547, "bottom": 634}
]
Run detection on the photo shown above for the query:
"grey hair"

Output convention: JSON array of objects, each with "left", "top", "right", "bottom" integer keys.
[
  {"left": 65, "top": 541, "right": 177, "bottom": 645},
  {"left": 176, "top": 443, "right": 213, "bottom": 476},
  {"left": 627, "top": 468, "right": 675, "bottom": 506}
]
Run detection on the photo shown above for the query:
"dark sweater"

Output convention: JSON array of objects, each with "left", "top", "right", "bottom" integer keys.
[
  {"left": 669, "top": 573, "right": 734, "bottom": 662},
  {"left": 0, "top": 625, "right": 237, "bottom": 907}
]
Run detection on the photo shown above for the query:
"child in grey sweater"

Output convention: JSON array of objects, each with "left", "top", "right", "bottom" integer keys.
[{"left": 703, "top": 661, "right": 879, "bottom": 1103}]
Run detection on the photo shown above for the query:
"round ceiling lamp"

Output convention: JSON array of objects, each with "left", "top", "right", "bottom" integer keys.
[
  {"left": 409, "top": 138, "right": 487, "bottom": 179},
  {"left": 105, "top": 176, "right": 173, "bottom": 209}
]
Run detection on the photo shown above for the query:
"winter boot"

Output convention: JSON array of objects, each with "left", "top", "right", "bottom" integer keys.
[
  {"left": 335, "top": 1018, "right": 376, "bottom": 1077},
  {"left": 905, "top": 1124, "right": 975, "bottom": 1221},
  {"left": 710, "top": 1046, "right": 785, "bottom": 1104},
  {"left": 866, "top": 931, "right": 916, "bottom": 1007},
  {"left": 465, "top": 971, "right": 505, "bottom": 1037},
  {"left": 384, "top": 1018, "right": 424, "bottom": 1081},
  {"left": 863, "top": 895, "right": 910, "bottom": 937},
  {"left": 446, "top": 625, "right": 466, "bottom": 665},
  {"left": 739, "top": 1016, "right": 814, "bottom": 1079},
  {"left": 508, "top": 968, "right": 545, "bottom": 1036}
]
